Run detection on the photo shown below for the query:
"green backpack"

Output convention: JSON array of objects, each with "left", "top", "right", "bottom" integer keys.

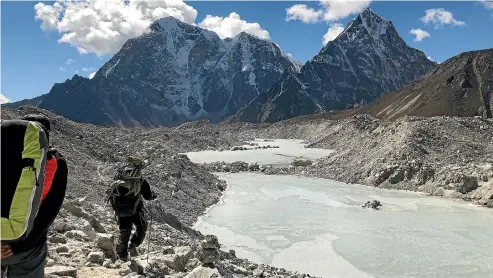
[
  {"left": 1, "top": 120, "right": 49, "bottom": 242},
  {"left": 107, "top": 157, "right": 144, "bottom": 217}
]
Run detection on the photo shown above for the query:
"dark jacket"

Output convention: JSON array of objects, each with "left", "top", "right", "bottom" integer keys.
[
  {"left": 140, "top": 179, "right": 155, "bottom": 201},
  {"left": 110, "top": 178, "right": 156, "bottom": 217},
  {"left": 9, "top": 149, "right": 68, "bottom": 255}
]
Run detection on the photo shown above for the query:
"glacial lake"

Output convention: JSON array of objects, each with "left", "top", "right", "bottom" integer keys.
[{"left": 189, "top": 140, "right": 493, "bottom": 278}]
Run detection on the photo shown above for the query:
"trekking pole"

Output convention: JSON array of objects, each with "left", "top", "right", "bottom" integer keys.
[{"left": 147, "top": 201, "right": 154, "bottom": 263}]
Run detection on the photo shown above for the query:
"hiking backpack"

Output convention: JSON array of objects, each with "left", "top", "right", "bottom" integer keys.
[
  {"left": 1, "top": 120, "right": 49, "bottom": 242},
  {"left": 107, "top": 158, "right": 144, "bottom": 217}
]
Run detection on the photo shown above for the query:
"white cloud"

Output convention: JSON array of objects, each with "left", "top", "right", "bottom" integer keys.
[
  {"left": 198, "top": 12, "right": 269, "bottom": 39},
  {"left": 481, "top": 1, "right": 493, "bottom": 9},
  {"left": 322, "top": 23, "right": 345, "bottom": 45},
  {"left": 286, "top": 4, "right": 323, "bottom": 24},
  {"left": 321, "top": 0, "right": 372, "bottom": 21},
  {"left": 89, "top": 72, "right": 96, "bottom": 79},
  {"left": 286, "top": 0, "right": 371, "bottom": 24},
  {"left": 410, "top": 28, "right": 431, "bottom": 42},
  {"left": 81, "top": 67, "right": 95, "bottom": 72},
  {"left": 420, "top": 8, "right": 466, "bottom": 28},
  {"left": 0, "top": 93, "right": 10, "bottom": 104},
  {"left": 59, "top": 66, "right": 67, "bottom": 72},
  {"left": 34, "top": 0, "right": 199, "bottom": 56},
  {"left": 65, "top": 58, "right": 76, "bottom": 65}
]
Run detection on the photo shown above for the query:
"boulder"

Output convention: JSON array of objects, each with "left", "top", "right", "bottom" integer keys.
[
  {"left": 49, "top": 234, "right": 67, "bottom": 244},
  {"left": 455, "top": 176, "right": 479, "bottom": 194},
  {"left": 87, "top": 252, "right": 104, "bottom": 264},
  {"left": 184, "top": 266, "right": 221, "bottom": 278},
  {"left": 45, "top": 266, "right": 77, "bottom": 277},
  {"left": 162, "top": 246, "right": 192, "bottom": 272},
  {"left": 64, "top": 230, "right": 89, "bottom": 241},
  {"left": 291, "top": 159, "right": 313, "bottom": 167},
  {"left": 126, "top": 260, "right": 144, "bottom": 274},
  {"left": 362, "top": 200, "right": 382, "bottom": 210},
  {"left": 201, "top": 235, "right": 220, "bottom": 249},
  {"left": 62, "top": 202, "right": 107, "bottom": 233},
  {"left": 82, "top": 220, "right": 97, "bottom": 240},
  {"left": 162, "top": 246, "right": 175, "bottom": 255},
  {"left": 55, "top": 245, "right": 69, "bottom": 254},
  {"left": 96, "top": 233, "right": 115, "bottom": 255},
  {"left": 198, "top": 248, "right": 219, "bottom": 265}
]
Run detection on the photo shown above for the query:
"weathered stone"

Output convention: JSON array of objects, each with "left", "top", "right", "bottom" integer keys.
[
  {"left": 45, "top": 266, "right": 77, "bottom": 277},
  {"left": 87, "top": 252, "right": 104, "bottom": 264},
  {"left": 455, "top": 176, "right": 479, "bottom": 194},
  {"left": 162, "top": 246, "right": 192, "bottom": 272},
  {"left": 55, "top": 245, "right": 69, "bottom": 254},
  {"left": 45, "top": 258, "right": 56, "bottom": 267},
  {"left": 200, "top": 235, "right": 220, "bottom": 249},
  {"left": 96, "top": 233, "right": 115, "bottom": 255},
  {"left": 49, "top": 234, "right": 67, "bottom": 244},
  {"left": 64, "top": 230, "right": 89, "bottom": 241},
  {"left": 291, "top": 159, "right": 313, "bottom": 167},
  {"left": 162, "top": 246, "right": 175, "bottom": 255},
  {"left": 184, "top": 265, "right": 220, "bottom": 278},
  {"left": 198, "top": 248, "right": 219, "bottom": 265},
  {"left": 126, "top": 259, "right": 144, "bottom": 274}
]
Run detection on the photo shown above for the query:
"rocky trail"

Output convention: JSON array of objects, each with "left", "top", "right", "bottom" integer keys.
[{"left": 3, "top": 106, "right": 314, "bottom": 278}]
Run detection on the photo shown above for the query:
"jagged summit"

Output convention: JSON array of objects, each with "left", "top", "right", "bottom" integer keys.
[
  {"left": 8, "top": 16, "right": 298, "bottom": 127},
  {"left": 234, "top": 9, "right": 436, "bottom": 123}
]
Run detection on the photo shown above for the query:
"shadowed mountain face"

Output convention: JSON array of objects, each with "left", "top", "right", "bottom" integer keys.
[
  {"left": 287, "top": 49, "right": 493, "bottom": 122},
  {"left": 8, "top": 17, "right": 298, "bottom": 127},
  {"left": 233, "top": 8, "right": 437, "bottom": 123}
]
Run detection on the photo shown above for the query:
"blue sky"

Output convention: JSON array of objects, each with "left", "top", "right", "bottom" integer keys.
[{"left": 2, "top": 1, "right": 492, "bottom": 103}]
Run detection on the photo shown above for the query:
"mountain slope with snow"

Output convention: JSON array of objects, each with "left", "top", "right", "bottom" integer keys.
[
  {"left": 234, "top": 8, "right": 437, "bottom": 123},
  {"left": 10, "top": 17, "right": 299, "bottom": 127}
]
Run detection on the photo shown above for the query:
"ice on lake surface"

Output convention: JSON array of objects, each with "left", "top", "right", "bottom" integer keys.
[
  {"left": 185, "top": 139, "right": 334, "bottom": 166},
  {"left": 189, "top": 139, "right": 493, "bottom": 277},
  {"left": 195, "top": 173, "right": 493, "bottom": 278}
]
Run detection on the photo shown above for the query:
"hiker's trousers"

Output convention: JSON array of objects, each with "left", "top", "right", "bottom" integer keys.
[
  {"left": 116, "top": 208, "right": 148, "bottom": 258},
  {"left": 1, "top": 242, "right": 47, "bottom": 278}
]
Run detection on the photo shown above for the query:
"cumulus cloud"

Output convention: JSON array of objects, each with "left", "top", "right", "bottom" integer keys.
[
  {"left": 322, "top": 23, "right": 345, "bottom": 45},
  {"left": 89, "top": 72, "right": 96, "bottom": 79},
  {"left": 410, "top": 28, "right": 431, "bottom": 42},
  {"left": 34, "top": 1, "right": 271, "bottom": 56},
  {"left": 286, "top": 0, "right": 371, "bottom": 24},
  {"left": 286, "top": 4, "right": 323, "bottom": 23},
  {"left": 320, "top": 0, "right": 372, "bottom": 21},
  {"left": 420, "top": 8, "right": 466, "bottom": 28},
  {"left": 198, "top": 12, "right": 269, "bottom": 39},
  {"left": 34, "top": 0, "right": 198, "bottom": 56},
  {"left": 0, "top": 93, "right": 10, "bottom": 104}
]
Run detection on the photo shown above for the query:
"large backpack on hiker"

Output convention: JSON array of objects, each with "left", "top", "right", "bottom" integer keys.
[
  {"left": 107, "top": 157, "right": 144, "bottom": 217},
  {"left": 1, "top": 120, "right": 49, "bottom": 242}
]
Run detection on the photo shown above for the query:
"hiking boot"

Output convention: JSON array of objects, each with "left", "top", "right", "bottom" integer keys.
[{"left": 128, "top": 245, "right": 139, "bottom": 257}]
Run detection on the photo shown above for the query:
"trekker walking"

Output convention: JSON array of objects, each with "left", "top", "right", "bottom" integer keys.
[
  {"left": 1, "top": 114, "right": 68, "bottom": 278},
  {"left": 107, "top": 157, "right": 157, "bottom": 261}
]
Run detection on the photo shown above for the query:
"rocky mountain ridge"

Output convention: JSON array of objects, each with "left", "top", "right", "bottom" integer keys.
[
  {"left": 233, "top": 8, "right": 437, "bottom": 123},
  {"left": 8, "top": 17, "right": 299, "bottom": 127}
]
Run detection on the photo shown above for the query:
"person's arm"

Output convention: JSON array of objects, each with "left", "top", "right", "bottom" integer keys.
[
  {"left": 140, "top": 179, "right": 156, "bottom": 200},
  {"left": 9, "top": 151, "right": 68, "bottom": 255}
]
